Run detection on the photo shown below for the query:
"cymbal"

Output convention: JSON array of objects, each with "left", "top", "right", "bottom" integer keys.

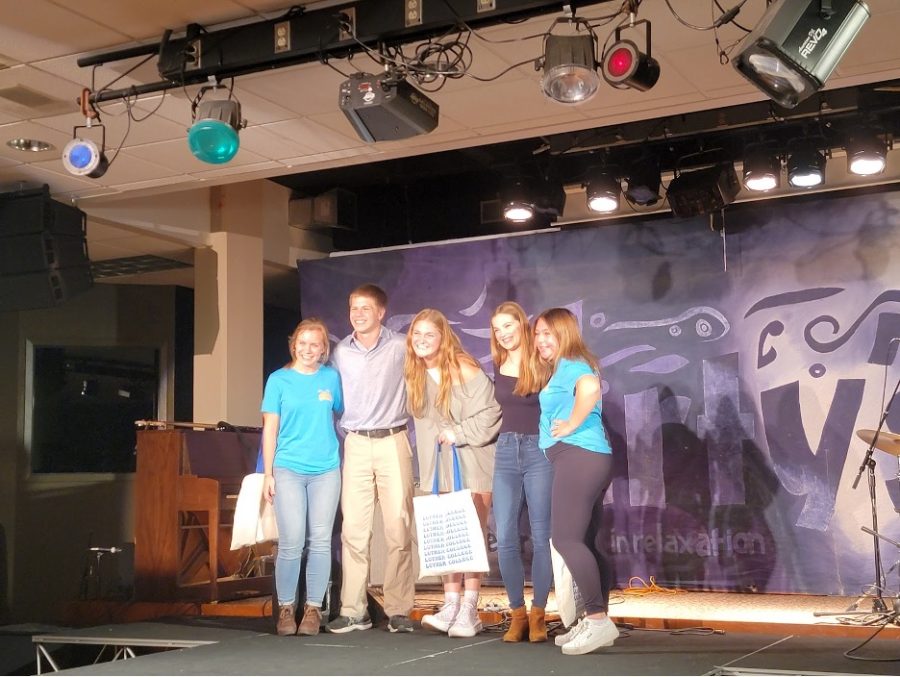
[{"left": 857, "top": 429, "right": 900, "bottom": 457}]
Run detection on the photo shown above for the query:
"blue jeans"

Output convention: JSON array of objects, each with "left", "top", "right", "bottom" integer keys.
[
  {"left": 492, "top": 432, "right": 554, "bottom": 609},
  {"left": 273, "top": 466, "right": 341, "bottom": 607}
]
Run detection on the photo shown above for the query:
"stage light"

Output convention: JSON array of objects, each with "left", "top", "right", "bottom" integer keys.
[
  {"left": 601, "top": 21, "right": 659, "bottom": 92},
  {"left": 787, "top": 141, "right": 826, "bottom": 187},
  {"left": 501, "top": 175, "right": 565, "bottom": 224},
  {"left": 339, "top": 71, "right": 439, "bottom": 142},
  {"left": 667, "top": 161, "right": 740, "bottom": 218},
  {"left": 624, "top": 155, "right": 661, "bottom": 206},
  {"left": 846, "top": 130, "right": 886, "bottom": 176},
  {"left": 540, "top": 30, "right": 600, "bottom": 104},
  {"left": 584, "top": 169, "right": 620, "bottom": 213},
  {"left": 732, "top": 0, "right": 870, "bottom": 108},
  {"left": 742, "top": 144, "right": 781, "bottom": 192},
  {"left": 62, "top": 124, "right": 109, "bottom": 178},
  {"left": 188, "top": 93, "right": 244, "bottom": 164},
  {"left": 501, "top": 178, "right": 536, "bottom": 223}
]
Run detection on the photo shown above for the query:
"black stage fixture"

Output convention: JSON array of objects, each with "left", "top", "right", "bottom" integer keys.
[
  {"left": 667, "top": 162, "right": 740, "bottom": 218},
  {"left": 624, "top": 154, "right": 661, "bottom": 206},
  {"left": 732, "top": 0, "right": 870, "bottom": 108},
  {"left": 339, "top": 72, "right": 439, "bottom": 143}
]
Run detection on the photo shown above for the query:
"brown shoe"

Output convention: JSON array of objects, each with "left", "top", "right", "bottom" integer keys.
[
  {"left": 529, "top": 605, "right": 548, "bottom": 643},
  {"left": 276, "top": 604, "right": 297, "bottom": 636},
  {"left": 298, "top": 604, "right": 322, "bottom": 636},
  {"left": 503, "top": 605, "right": 529, "bottom": 642}
]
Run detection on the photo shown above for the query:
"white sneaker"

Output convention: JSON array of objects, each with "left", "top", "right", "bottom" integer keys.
[
  {"left": 421, "top": 601, "right": 459, "bottom": 633},
  {"left": 561, "top": 616, "right": 619, "bottom": 655},
  {"left": 448, "top": 600, "right": 483, "bottom": 637},
  {"left": 554, "top": 618, "right": 584, "bottom": 646}
]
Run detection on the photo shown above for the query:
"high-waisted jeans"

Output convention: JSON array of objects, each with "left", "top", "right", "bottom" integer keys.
[
  {"left": 273, "top": 465, "right": 341, "bottom": 607},
  {"left": 492, "top": 432, "right": 554, "bottom": 609}
]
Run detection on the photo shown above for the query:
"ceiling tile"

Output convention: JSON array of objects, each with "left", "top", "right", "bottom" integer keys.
[{"left": 0, "top": 1, "right": 131, "bottom": 61}]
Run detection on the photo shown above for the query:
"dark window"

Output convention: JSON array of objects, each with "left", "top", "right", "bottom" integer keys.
[{"left": 30, "top": 346, "right": 159, "bottom": 473}]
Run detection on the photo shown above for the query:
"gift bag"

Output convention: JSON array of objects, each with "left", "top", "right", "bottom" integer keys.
[
  {"left": 413, "top": 442, "right": 490, "bottom": 578},
  {"left": 230, "top": 472, "right": 279, "bottom": 550},
  {"left": 550, "top": 538, "right": 584, "bottom": 627}
]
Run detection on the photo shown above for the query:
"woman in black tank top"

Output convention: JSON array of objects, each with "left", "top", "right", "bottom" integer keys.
[{"left": 489, "top": 302, "right": 554, "bottom": 643}]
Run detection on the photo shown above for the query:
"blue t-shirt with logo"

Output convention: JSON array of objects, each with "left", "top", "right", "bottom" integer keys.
[
  {"left": 261, "top": 366, "right": 343, "bottom": 474},
  {"left": 538, "top": 358, "right": 611, "bottom": 454}
]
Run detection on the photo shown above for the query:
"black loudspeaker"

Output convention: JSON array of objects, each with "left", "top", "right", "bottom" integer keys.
[{"left": 0, "top": 185, "right": 92, "bottom": 312}]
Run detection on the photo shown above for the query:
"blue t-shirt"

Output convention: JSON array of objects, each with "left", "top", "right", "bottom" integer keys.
[
  {"left": 538, "top": 358, "right": 611, "bottom": 454},
  {"left": 261, "top": 365, "right": 344, "bottom": 474}
]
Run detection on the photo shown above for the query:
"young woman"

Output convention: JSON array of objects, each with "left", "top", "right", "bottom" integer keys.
[
  {"left": 534, "top": 307, "right": 618, "bottom": 655},
  {"left": 262, "top": 318, "right": 343, "bottom": 637},
  {"left": 405, "top": 308, "right": 502, "bottom": 638},
  {"left": 489, "top": 302, "right": 553, "bottom": 643}
]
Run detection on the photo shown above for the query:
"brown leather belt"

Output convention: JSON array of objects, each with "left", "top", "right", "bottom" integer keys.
[{"left": 349, "top": 424, "right": 407, "bottom": 439}]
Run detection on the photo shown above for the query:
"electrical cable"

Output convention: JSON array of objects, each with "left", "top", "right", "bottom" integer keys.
[
  {"left": 843, "top": 616, "right": 900, "bottom": 661},
  {"left": 622, "top": 575, "right": 684, "bottom": 596},
  {"left": 664, "top": 0, "right": 751, "bottom": 31}
]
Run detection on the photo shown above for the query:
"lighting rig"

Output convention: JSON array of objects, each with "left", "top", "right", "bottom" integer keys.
[{"left": 64, "top": 0, "right": 875, "bottom": 216}]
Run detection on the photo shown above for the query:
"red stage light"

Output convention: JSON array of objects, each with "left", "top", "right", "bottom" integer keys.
[
  {"left": 606, "top": 46, "right": 634, "bottom": 79},
  {"left": 601, "top": 39, "right": 659, "bottom": 92}
]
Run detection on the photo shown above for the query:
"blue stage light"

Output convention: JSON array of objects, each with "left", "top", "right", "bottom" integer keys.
[{"left": 62, "top": 137, "right": 109, "bottom": 178}]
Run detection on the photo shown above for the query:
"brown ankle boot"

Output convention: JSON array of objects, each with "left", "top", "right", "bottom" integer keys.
[
  {"left": 503, "top": 605, "right": 529, "bottom": 642},
  {"left": 276, "top": 604, "right": 297, "bottom": 636},
  {"left": 529, "top": 605, "right": 547, "bottom": 643},
  {"left": 298, "top": 604, "right": 322, "bottom": 636}
]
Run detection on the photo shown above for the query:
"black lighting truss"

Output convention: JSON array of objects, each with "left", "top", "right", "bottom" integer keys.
[{"left": 79, "top": 0, "right": 615, "bottom": 105}]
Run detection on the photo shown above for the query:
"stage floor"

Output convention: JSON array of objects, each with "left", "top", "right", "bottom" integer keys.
[{"left": 28, "top": 615, "right": 900, "bottom": 676}]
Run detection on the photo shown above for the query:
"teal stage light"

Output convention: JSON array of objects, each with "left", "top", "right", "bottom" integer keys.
[{"left": 188, "top": 100, "right": 243, "bottom": 164}]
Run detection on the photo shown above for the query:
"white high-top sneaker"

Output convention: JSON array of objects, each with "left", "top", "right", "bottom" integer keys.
[
  {"left": 561, "top": 616, "right": 619, "bottom": 655},
  {"left": 448, "top": 600, "right": 483, "bottom": 637},
  {"left": 554, "top": 618, "right": 584, "bottom": 646},
  {"left": 421, "top": 601, "right": 460, "bottom": 633}
]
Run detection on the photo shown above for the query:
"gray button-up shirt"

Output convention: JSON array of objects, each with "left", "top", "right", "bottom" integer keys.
[{"left": 331, "top": 325, "right": 408, "bottom": 432}]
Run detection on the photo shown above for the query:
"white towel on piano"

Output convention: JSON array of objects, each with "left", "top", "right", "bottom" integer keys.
[{"left": 230, "top": 472, "right": 279, "bottom": 550}]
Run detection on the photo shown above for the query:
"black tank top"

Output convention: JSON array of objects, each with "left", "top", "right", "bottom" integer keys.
[{"left": 494, "top": 372, "right": 540, "bottom": 435}]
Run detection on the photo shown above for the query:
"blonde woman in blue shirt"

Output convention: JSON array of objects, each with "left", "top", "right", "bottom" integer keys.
[
  {"left": 534, "top": 307, "right": 618, "bottom": 655},
  {"left": 262, "top": 318, "right": 343, "bottom": 637}
]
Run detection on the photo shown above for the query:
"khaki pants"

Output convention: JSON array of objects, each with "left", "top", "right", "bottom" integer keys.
[{"left": 339, "top": 431, "right": 415, "bottom": 617}]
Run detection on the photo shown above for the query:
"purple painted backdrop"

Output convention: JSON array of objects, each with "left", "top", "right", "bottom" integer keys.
[{"left": 300, "top": 189, "right": 900, "bottom": 595}]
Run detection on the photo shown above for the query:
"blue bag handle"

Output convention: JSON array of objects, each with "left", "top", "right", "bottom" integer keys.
[{"left": 431, "top": 440, "right": 463, "bottom": 495}]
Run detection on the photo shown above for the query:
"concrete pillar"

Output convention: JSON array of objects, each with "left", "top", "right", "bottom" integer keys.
[{"left": 192, "top": 184, "right": 265, "bottom": 428}]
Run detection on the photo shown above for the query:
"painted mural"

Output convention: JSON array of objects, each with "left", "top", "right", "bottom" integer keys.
[{"left": 299, "top": 188, "right": 900, "bottom": 595}]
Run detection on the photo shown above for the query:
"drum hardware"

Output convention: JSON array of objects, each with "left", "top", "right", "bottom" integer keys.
[{"left": 814, "top": 369, "right": 900, "bottom": 622}]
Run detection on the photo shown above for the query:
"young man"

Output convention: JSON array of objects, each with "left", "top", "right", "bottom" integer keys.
[{"left": 325, "top": 284, "right": 417, "bottom": 633}]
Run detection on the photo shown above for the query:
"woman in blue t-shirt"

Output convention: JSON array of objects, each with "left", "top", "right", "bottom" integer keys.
[
  {"left": 534, "top": 307, "right": 618, "bottom": 656},
  {"left": 262, "top": 318, "right": 343, "bottom": 637}
]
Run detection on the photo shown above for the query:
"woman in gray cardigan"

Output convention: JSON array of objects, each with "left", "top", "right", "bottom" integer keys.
[{"left": 404, "top": 308, "right": 502, "bottom": 638}]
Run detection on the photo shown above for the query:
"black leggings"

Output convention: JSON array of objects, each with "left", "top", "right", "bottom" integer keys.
[{"left": 547, "top": 442, "right": 614, "bottom": 615}]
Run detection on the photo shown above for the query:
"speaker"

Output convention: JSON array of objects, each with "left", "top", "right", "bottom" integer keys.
[
  {"left": 0, "top": 185, "right": 92, "bottom": 312},
  {"left": 339, "top": 72, "right": 439, "bottom": 142}
]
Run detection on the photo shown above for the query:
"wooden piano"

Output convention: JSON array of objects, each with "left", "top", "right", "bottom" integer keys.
[{"left": 134, "top": 427, "right": 273, "bottom": 602}]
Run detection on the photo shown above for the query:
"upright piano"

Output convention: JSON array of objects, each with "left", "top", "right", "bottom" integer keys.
[{"left": 134, "top": 428, "right": 273, "bottom": 602}]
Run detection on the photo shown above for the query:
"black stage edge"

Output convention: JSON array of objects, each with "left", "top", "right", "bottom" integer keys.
[{"left": 27, "top": 616, "right": 900, "bottom": 676}]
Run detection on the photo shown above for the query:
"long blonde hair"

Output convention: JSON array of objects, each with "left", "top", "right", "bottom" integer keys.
[
  {"left": 489, "top": 301, "right": 544, "bottom": 396},
  {"left": 534, "top": 307, "right": 599, "bottom": 386},
  {"left": 286, "top": 318, "right": 330, "bottom": 367},
  {"left": 404, "top": 308, "right": 479, "bottom": 418}
]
